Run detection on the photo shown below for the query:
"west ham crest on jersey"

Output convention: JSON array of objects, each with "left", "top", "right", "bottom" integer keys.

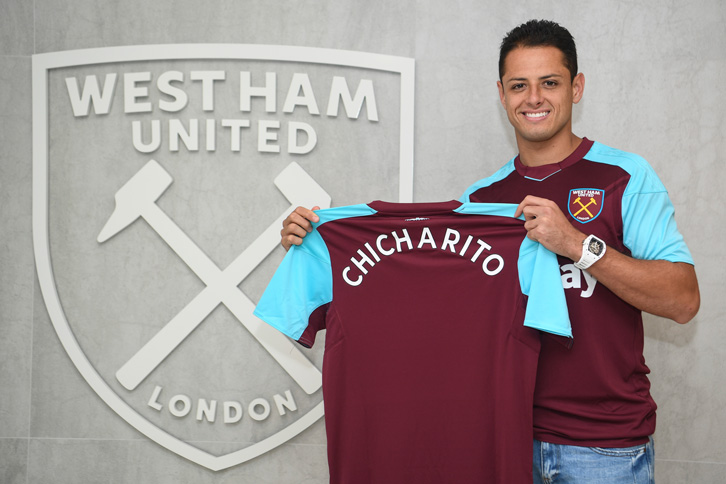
[{"left": 568, "top": 188, "right": 604, "bottom": 223}]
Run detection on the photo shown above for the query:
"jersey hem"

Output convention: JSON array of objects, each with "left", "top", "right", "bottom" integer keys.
[{"left": 534, "top": 433, "right": 652, "bottom": 449}]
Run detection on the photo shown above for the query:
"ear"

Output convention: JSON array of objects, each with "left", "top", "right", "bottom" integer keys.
[
  {"left": 572, "top": 73, "right": 585, "bottom": 104},
  {"left": 497, "top": 80, "right": 506, "bottom": 107}
]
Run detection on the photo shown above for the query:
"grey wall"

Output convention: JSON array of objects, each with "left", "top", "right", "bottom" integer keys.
[{"left": 2, "top": 0, "right": 725, "bottom": 483}]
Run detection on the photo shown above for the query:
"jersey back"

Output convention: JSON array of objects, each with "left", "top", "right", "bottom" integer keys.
[{"left": 255, "top": 200, "right": 571, "bottom": 484}]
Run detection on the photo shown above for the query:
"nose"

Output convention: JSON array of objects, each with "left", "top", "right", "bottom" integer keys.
[{"left": 526, "top": 85, "right": 543, "bottom": 106}]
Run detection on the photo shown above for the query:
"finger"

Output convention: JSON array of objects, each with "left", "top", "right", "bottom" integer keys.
[
  {"left": 284, "top": 217, "right": 313, "bottom": 236},
  {"left": 284, "top": 210, "right": 315, "bottom": 233},
  {"left": 282, "top": 215, "right": 312, "bottom": 240},
  {"left": 308, "top": 206, "right": 321, "bottom": 224},
  {"left": 281, "top": 236, "right": 292, "bottom": 251},
  {"left": 280, "top": 221, "right": 312, "bottom": 249},
  {"left": 299, "top": 207, "right": 321, "bottom": 227},
  {"left": 514, "top": 195, "right": 539, "bottom": 218},
  {"left": 520, "top": 204, "right": 541, "bottom": 222},
  {"left": 514, "top": 203, "right": 525, "bottom": 218},
  {"left": 281, "top": 233, "right": 304, "bottom": 250},
  {"left": 522, "top": 195, "right": 549, "bottom": 205},
  {"left": 296, "top": 206, "right": 320, "bottom": 224},
  {"left": 280, "top": 205, "right": 324, "bottom": 251}
]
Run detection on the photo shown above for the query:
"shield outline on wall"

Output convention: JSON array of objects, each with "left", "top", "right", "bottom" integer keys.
[{"left": 32, "top": 44, "right": 415, "bottom": 471}]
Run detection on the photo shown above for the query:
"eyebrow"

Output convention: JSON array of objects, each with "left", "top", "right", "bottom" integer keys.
[{"left": 505, "top": 73, "right": 564, "bottom": 83}]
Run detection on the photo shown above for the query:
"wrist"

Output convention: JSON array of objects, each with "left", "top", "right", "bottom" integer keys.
[
  {"left": 568, "top": 233, "right": 588, "bottom": 262},
  {"left": 574, "top": 234, "right": 607, "bottom": 270}
]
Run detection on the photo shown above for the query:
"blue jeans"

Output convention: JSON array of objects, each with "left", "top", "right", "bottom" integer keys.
[{"left": 533, "top": 437, "right": 655, "bottom": 484}]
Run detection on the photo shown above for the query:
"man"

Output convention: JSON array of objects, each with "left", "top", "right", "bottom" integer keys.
[{"left": 280, "top": 19, "right": 699, "bottom": 483}]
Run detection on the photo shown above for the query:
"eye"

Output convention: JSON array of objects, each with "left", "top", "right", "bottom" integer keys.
[
  {"left": 511, "top": 83, "right": 526, "bottom": 91},
  {"left": 543, "top": 80, "right": 558, "bottom": 88}
]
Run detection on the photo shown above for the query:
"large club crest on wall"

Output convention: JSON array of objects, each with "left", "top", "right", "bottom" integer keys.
[{"left": 32, "top": 44, "right": 414, "bottom": 471}]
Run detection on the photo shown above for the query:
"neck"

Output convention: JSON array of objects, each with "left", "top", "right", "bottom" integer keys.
[{"left": 517, "top": 132, "right": 583, "bottom": 167}]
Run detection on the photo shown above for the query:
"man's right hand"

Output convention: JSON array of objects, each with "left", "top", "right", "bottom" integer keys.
[{"left": 281, "top": 206, "right": 320, "bottom": 251}]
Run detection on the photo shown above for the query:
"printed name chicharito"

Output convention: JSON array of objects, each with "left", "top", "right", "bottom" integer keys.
[{"left": 341, "top": 225, "right": 505, "bottom": 287}]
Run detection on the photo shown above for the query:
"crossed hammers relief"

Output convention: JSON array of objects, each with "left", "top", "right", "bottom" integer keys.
[
  {"left": 97, "top": 160, "right": 330, "bottom": 394},
  {"left": 572, "top": 196, "right": 597, "bottom": 218}
]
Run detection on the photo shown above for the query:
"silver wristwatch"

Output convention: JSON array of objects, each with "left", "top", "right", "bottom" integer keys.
[{"left": 574, "top": 234, "right": 606, "bottom": 270}]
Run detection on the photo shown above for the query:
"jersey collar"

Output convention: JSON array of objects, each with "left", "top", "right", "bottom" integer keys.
[
  {"left": 513, "top": 138, "right": 594, "bottom": 181},
  {"left": 368, "top": 200, "right": 462, "bottom": 215}
]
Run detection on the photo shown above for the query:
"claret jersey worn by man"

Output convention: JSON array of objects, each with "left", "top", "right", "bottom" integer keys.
[
  {"left": 254, "top": 200, "right": 571, "bottom": 484},
  {"left": 461, "top": 138, "right": 694, "bottom": 448}
]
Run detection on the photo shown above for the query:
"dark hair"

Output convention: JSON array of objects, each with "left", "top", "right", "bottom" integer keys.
[{"left": 499, "top": 20, "right": 578, "bottom": 81}]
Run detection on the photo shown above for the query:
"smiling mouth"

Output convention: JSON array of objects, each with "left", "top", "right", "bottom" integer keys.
[{"left": 524, "top": 111, "right": 550, "bottom": 119}]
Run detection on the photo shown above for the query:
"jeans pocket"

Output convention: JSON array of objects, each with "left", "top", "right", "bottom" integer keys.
[{"left": 588, "top": 443, "right": 647, "bottom": 457}]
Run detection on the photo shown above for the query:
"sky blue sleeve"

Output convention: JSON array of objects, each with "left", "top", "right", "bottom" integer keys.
[
  {"left": 254, "top": 204, "right": 375, "bottom": 343},
  {"left": 622, "top": 190, "right": 694, "bottom": 263},
  {"left": 253, "top": 230, "right": 333, "bottom": 342},
  {"left": 518, "top": 239, "right": 572, "bottom": 338},
  {"left": 589, "top": 142, "right": 693, "bottom": 264}
]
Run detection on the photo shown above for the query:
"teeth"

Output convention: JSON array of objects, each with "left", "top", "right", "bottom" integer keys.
[{"left": 525, "top": 111, "right": 549, "bottom": 118}]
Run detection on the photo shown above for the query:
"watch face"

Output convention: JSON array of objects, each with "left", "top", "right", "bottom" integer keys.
[{"left": 588, "top": 238, "right": 604, "bottom": 256}]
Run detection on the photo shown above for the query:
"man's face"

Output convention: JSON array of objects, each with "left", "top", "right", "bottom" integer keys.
[{"left": 498, "top": 46, "right": 584, "bottom": 146}]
